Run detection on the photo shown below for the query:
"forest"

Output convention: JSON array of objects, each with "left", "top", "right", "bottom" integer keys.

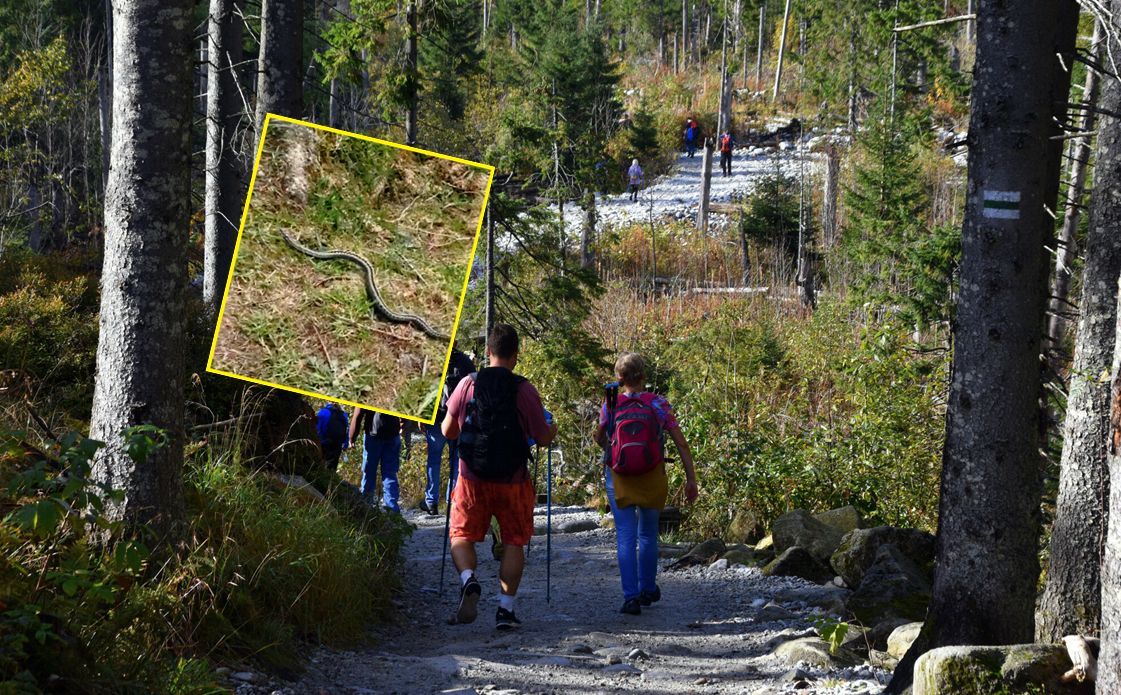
[{"left": 1, "top": 0, "right": 1119, "bottom": 693}]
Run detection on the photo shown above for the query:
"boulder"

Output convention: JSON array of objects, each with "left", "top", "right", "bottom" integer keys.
[
  {"left": 668, "top": 538, "right": 727, "bottom": 569},
  {"left": 812, "top": 505, "right": 863, "bottom": 534},
  {"left": 869, "top": 617, "right": 914, "bottom": 651},
  {"left": 773, "top": 510, "right": 846, "bottom": 564},
  {"left": 913, "top": 644, "right": 1078, "bottom": 695},
  {"left": 763, "top": 546, "right": 834, "bottom": 584},
  {"left": 772, "top": 637, "right": 861, "bottom": 668},
  {"left": 887, "top": 622, "right": 923, "bottom": 659},
  {"left": 830, "top": 526, "right": 936, "bottom": 588},
  {"left": 729, "top": 507, "right": 764, "bottom": 544},
  {"left": 722, "top": 546, "right": 757, "bottom": 567},
  {"left": 846, "top": 545, "right": 931, "bottom": 625},
  {"left": 756, "top": 534, "right": 774, "bottom": 551}
]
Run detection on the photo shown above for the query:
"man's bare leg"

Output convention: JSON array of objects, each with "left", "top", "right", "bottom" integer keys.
[
  {"left": 449, "top": 539, "right": 481, "bottom": 624},
  {"left": 498, "top": 544, "right": 525, "bottom": 596}
]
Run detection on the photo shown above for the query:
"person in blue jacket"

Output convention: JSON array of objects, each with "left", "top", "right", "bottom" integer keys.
[{"left": 315, "top": 401, "right": 350, "bottom": 472}]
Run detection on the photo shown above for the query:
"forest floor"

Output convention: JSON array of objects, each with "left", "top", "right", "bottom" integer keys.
[{"left": 264, "top": 505, "right": 889, "bottom": 695}]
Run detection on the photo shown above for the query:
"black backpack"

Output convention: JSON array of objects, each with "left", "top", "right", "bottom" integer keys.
[
  {"left": 360, "top": 410, "right": 400, "bottom": 440},
  {"left": 458, "top": 367, "right": 530, "bottom": 481},
  {"left": 322, "top": 405, "right": 348, "bottom": 448},
  {"left": 438, "top": 350, "right": 476, "bottom": 422}
]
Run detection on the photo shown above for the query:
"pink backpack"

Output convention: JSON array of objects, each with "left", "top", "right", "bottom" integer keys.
[{"left": 608, "top": 395, "right": 665, "bottom": 476}]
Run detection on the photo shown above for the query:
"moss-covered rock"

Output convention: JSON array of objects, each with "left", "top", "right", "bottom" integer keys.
[
  {"left": 813, "top": 505, "right": 863, "bottom": 534},
  {"left": 913, "top": 644, "right": 1077, "bottom": 695},
  {"left": 772, "top": 636, "right": 861, "bottom": 668}
]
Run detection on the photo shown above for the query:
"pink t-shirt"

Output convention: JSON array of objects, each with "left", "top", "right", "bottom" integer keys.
[{"left": 445, "top": 368, "right": 552, "bottom": 483}]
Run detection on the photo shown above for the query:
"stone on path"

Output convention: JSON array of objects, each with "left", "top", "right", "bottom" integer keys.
[{"left": 772, "top": 636, "right": 860, "bottom": 668}]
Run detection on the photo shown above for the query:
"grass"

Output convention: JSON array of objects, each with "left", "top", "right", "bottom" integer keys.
[
  {"left": 0, "top": 411, "right": 409, "bottom": 693},
  {"left": 211, "top": 122, "right": 490, "bottom": 418}
]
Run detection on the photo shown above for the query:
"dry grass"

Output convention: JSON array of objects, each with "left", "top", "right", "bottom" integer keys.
[{"left": 211, "top": 122, "right": 490, "bottom": 418}]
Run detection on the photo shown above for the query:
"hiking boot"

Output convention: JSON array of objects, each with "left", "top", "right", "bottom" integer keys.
[
  {"left": 620, "top": 598, "right": 642, "bottom": 615},
  {"left": 639, "top": 586, "right": 661, "bottom": 606},
  {"left": 418, "top": 501, "right": 433, "bottom": 514},
  {"left": 449, "top": 576, "right": 481, "bottom": 625},
  {"left": 426, "top": 503, "right": 440, "bottom": 517},
  {"left": 495, "top": 607, "right": 522, "bottom": 630}
]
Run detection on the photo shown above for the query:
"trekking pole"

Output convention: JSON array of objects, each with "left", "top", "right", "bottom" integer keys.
[
  {"left": 439, "top": 454, "right": 452, "bottom": 597},
  {"left": 546, "top": 443, "right": 553, "bottom": 603},
  {"left": 527, "top": 444, "right": 540, "bottom": 559}
]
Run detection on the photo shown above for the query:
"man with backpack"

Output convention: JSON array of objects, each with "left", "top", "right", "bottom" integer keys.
[
  {"left": 595, "top": 352, "right": 699, "bottom": 615},
  {"left": 421, "top": 347, "right": 477, "bottom": 515},
  {"left": 315, "top": 401, "right": 350, "bottom": 472},
  {"left": 441, "top": 324, "right": 557, "bottom": 630},
  {"left": 719, "top": 129, "right": 736, "bottom": 177},
  {"left": 349, "top": 407, "right": 403, "bottom": 512},
  {"left": 684, "top": 118, "right": 698, "bottom": 158}
]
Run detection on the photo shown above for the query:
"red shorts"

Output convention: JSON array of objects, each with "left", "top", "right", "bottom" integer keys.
[{"left": 450, "top": 476, "right": 536, "bottom": 547}]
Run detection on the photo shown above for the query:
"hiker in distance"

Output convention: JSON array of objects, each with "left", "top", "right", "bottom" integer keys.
[
  {"left": 684, "top": 117, "right": 699, "bottom": 158},
  {"left": 349, "top": 407, "right": 403, "bottom": 512},
  {"left": 315, "top": 400, "right": 349, "bottom": 472},
  {"left": 421, "top": 346, "right": 476, "bottom": 515},
  {"left": 627, "top": 158, "right": 643, "bottom": 202},
  {"left": 719, "top": 129, "right": 735, "bottom": 177},
  {"left": 596, "top": 352, "right": 699, "bottom": 615},
  {"left": 441, "top": 324, "right": 557, "bottom": 630}
]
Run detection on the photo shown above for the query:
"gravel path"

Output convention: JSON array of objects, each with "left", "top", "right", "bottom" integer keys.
[{"left": 285, "top": 505, "right": 889, "bottom": 695}]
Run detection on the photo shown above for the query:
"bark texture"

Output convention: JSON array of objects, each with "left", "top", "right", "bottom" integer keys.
[
  {"left": 886, "top": 1, "right": 1078, "bottom": 691},
  {"left": 90, "top": 0, "right": 194, "bottom": 535},
  {"left": 256, "top": 0, "right": 304, "bottom": 133},
  {"left": 204, "top": 0, "right": 245, "bottom": 314},
  {"left": 1036, "top": 16, "right": 1119, "bottom": 644},
  {"left": 1103, "top": 272, "right": 1121, "bottom": 692}
]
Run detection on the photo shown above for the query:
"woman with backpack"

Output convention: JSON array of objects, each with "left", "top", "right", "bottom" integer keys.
[{"left": 594, "top": 352, "right": 699, "bottom": 615}]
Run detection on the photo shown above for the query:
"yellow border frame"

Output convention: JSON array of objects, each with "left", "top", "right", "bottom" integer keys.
[{"left": 205, "top": 113, "right": 495, "bottom": 425}]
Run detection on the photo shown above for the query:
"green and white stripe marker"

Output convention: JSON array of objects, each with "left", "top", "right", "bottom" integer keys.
[{"left": 982, "top": 190, "right": 1021, "bottom": 219}]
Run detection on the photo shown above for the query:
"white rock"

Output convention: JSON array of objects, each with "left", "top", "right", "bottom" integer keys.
[{"left": 707, "top": 558, "right": 729, "bottom": 571}]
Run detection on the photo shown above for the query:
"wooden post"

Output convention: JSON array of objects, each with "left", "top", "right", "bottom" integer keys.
[
  {"left": 821, "top": 144, "right": 840, "bottom": 247},
  {"left": 485, "top": 205, "right": 495, "bottom": 336},
  {"left": 697, "top": 139, "right": 714, "bottom": 281},
  {"left": 755, "top": 2, "right": 765, "bottom": 90}
]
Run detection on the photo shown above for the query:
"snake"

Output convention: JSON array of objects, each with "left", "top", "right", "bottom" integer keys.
[{"left": 279, "top": 228, "right": 451, "bottom": 342}]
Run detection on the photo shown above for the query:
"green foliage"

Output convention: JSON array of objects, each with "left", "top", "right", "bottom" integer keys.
[
  {"left": 812, "top": 616, "right": 851, "bottom": 655},
  {"left": 0, "top": 422, "right": 406, "bottom": 693},
  {"left": 628, "top": 100, "right": 660, "bottom": 164},
  {"left": 841, "top": 100, "right": 959, "bottom": 327},
  {"left": 741, "top": 173, "right": 800, "bottom": 265},
  {"left": 612, "top": 295, "right": 944, "bottom": 538},
  {"left": 0, "top": 250, "right": 99, "bottom": 421}
]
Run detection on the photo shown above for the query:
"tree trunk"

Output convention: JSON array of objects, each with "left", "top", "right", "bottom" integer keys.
[
  {"left": 1036, "top": 18, "right": 1119, "bottom": 642},
  {"left": 821, "top": 144, "right": 839, "bottom": 247},
  {"left": 485, "top": 205, "right": 495, "bottom": 336},
  {"left": 90, "top": 0, "right": 193, "bottom": 538},
  {"left": 256, "top": 0, "right": 304, "bottom": 136},
  {"left": 887, "top": 1, "right": 1079, "bottom": 691},
  {"left": 405, "top": 1, "right": 417, "bottom": 146},
  {"left": 1103, "top": 281, "right": 1121, "bottom": 691},
  {"left": 1047, "top": 20, "right": 1103, "bottom": 360},
  {"left": 204, "top": 0, "right": 245, "bottom": 315},
  {"left": 582, "top": 189, "right": 595, "bottom": 269},
  {"left": 771, "top": 0, "right": 791, "bottom": 103},
  {"left": 755, "top": 2, "right": 764, "bottom": 89}
]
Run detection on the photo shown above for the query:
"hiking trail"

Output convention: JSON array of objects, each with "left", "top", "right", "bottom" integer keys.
[{"left": 276, "top": 504, "right": 889, "bottom": 695}]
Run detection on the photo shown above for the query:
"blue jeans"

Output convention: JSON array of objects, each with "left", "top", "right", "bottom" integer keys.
[
  {"left": 361, "top": 434, "right": 400, "bottom": 512},
  {"left": 424, "top": 425, "right": 459, "bottom": 508},
  {"left": 605, "top": 468, "right": 660, "bottom": 601}
]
